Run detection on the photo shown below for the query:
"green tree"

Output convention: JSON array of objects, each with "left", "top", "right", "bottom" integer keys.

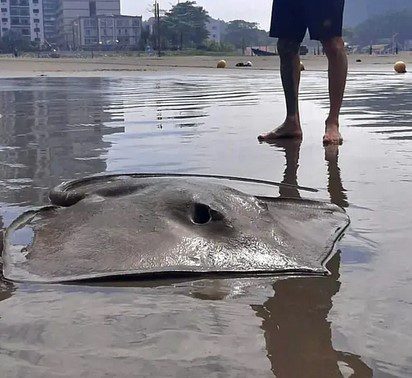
[
  {"left": 0, "top": 30, "right": 33, "bottom": 53},
  {"left": 222, "top": 20, "right": 271, "bottom": 51},
  {"left": 139, "top": 25, "right": 150, "bottom": 50},
  {"left": 163, "top": 1, "right": 209, "bottom": 49},
  {"left": 353, "top": 10, "right": 412, "bottom": 46}
]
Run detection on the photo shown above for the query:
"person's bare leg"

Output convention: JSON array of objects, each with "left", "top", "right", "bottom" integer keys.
[
  {"left": 258, "top": 39, "right": 303, "bottom": 141},
  {"left": 322, "top": 37, "right": 348, "bottom": 145}
]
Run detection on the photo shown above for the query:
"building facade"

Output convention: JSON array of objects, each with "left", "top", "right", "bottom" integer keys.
[
  {"left": 0, "top": 0, "right": 142, "bottom": 49},
  {"left": 0, "top": 0, "right": 45, "bottom": 43},
  {"left": 206, "top": 18, "right": 226, "bottom": 43},
  {"left": 42, "top": 0, "right": 57, "bottom": 43},
  {"left": 73, "top": 14, "right": 141, "bottom": 48},
  {"left": 56, "top": 0, "right": 120, "bottom": 48}
]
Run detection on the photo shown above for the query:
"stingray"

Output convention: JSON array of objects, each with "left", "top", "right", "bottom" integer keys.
[{"left": 1, "top": 174, "right": 349, "bottom": 283}]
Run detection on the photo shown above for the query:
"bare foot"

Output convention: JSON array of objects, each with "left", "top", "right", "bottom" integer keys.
[
  {"left": 258, "top": 117, "right": 302, "bottom": 141},
  {"left": 323, "top": 119, "right": 343, "bottom": 145}
]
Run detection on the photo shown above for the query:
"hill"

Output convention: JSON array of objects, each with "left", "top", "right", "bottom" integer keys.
[{"left": 344, "top": 0, "right": 412, "bottom": 27}]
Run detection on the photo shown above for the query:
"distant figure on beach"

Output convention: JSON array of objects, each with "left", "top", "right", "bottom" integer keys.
[
  {"left": 13, "top": 48, "right": 18, "bottom": 58},
  {"left": 258, "top": 0, "right": 347, "bottom": 145}
]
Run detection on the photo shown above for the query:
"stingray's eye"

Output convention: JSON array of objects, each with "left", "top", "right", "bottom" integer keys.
[
  {"left": 191, "top": 203, "right": 211, "bottom": 224},
  {"left": 190, "top": 203, "right": 224, "bottom": 225}
]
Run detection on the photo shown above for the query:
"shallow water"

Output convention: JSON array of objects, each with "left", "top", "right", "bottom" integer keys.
[{"left": 0, "top": 71, "right": 411, "bottom": 377}]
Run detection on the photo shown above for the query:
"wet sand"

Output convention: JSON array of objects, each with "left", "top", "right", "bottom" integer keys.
[
  {"left": 0, "top": 65, "right": 411, "bottom": 376},
  {"left": 0, "top": 53, "right": 411, "bottom": 77}
]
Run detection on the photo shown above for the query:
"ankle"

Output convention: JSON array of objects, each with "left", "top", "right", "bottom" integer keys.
[
  {"left": 326, "top": 116, "right": 339, "bottom": 126},
  {"left": 286, "top": 114, "right": 300, "bottom": 124}
]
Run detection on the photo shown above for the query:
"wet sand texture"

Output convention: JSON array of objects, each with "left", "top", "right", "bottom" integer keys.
[
  {"left": 3, "top": 176, "right": 349, "bottom": 282},
  {"left": 0, "top": 72, "right": 410, "bottom": 377},
  {"left": 0, "top": 53, "right": 411, "bottom": 77}
]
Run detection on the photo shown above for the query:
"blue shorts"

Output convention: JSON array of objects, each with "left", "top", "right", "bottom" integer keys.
[{"left": 270, "top": 0, "right": 345, "bottom": 42}]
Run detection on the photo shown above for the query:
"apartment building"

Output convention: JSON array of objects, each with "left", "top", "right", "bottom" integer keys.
[
  {"left": 56, "top": 0, "right": 120, "bottom": 48},
  {"left": 0, "top": 0, "right": 44, "bottom": 43},
  {"left": 42, "top": 0, "right": 57, "bottom": 43},
  {"left": 73, "top": 15, "right": 142, "bottom": 48},
  {"left": 206, "top": 18, "right": 226, "bottom": 43},
  {"left": 0, "top": 0, "right": 141, "bottom": 49}
]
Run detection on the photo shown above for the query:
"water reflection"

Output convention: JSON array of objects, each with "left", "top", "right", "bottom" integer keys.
[
  {"left": 325, "top": 144, "right": 349, "bottom": 209},
  {"left": 0, "top": 214, "right": 12, "bottom": 299},
  {"left": 0, "top": 73, "right": 409, "bottom": 376},
  {"left": 301, "top": 72, "right": 412, "bottom": 141},
  {"left": 342, "top": 74, "right": 412, "bottom": 139},
  {"left": 0, "top": 214, "right": 13, "bottom": 300},
  {"left": 253, "top": 142, "right": 372, "bottom": 376},
  {"left": 0, "top": 282, "right": 12, "bottom": 302},
  {"left": 269, "top": 139, "right": 302, "bottom": 199},
  {"left": 0, "top": 78, "right": 124, "bottom": 207}
]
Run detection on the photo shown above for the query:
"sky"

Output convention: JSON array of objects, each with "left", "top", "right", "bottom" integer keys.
[{"left": 121, "top": 0, "right": 273, "bottom": 31}]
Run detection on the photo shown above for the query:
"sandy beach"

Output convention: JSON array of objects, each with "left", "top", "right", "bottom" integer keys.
[{"left": 0, "top": 53, "right": 410, "bottom": 77}]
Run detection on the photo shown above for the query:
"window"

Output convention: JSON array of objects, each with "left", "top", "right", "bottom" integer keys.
[
  {"left": 0, "top": 0, "right": 6, "bottom": 3},
  {"left": 11, "top": 0, "right": 28, "bottom": 5},
  {"left": 33, "top": 0, "right": 38, "bottom": 3},
  {"left": 10, "top": 7, "right": 29, "bottom": 16},
  {"left": 22, "top": 28, "right": 29, "bottom": 35},
  {"left": 34, "top": 27, "right": 39, "bottom": 32},
  {"left": 2, "top": 27, "right": 7, "bottom": 32},
  {"left": 33, "top": 8, "right": 39, "bottom": 13},
  {"left": 2, "top": 17, "right": 7, "bottom": 22},
  {"left": 1, "top": 8, "right": 7, "bottom": 12},
  {"left": 34, "top": 18, "right": 39, "bottom": 23}
]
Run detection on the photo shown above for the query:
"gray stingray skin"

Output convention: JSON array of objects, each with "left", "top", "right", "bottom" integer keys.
[{"left": 2, "top": 176, "right": 349, "bottom": 283}]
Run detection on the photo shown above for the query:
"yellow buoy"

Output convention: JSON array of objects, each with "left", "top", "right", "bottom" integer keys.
[
  {"left": 394, "top": 61, "right": 407, "bottom": 73},
  {"left": 300, "top": 61, "right": 305, "bottom": 71},
  {"left": 217, "top": 60, "right": 227, "bottom": 69}
]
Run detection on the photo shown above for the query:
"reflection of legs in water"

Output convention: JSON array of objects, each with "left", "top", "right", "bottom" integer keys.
[
  {"left": 252, "top": 143, "right": 372, "bottom": 376},
  {"left": 325, "top": 144, "right": 348, "bottom": 208},
  {"left": 270, "top": 139, "right": 302, "bottom": 199},
  {"left": 252, "top": 253, "right": 372, "bottom": 377}
]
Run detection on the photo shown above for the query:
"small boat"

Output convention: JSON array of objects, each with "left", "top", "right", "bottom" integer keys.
[{"left": 251, "top": 48, "right": 277, "bottom": 56}]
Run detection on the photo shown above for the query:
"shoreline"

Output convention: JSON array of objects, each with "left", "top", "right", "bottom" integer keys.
[{"left": 0, "top": 53, "right": 410, "bottom": 78}]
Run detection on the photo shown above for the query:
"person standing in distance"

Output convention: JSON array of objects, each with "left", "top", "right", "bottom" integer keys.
[{"left": 258, "top": 0, "right": 347, "bottom": 145}]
